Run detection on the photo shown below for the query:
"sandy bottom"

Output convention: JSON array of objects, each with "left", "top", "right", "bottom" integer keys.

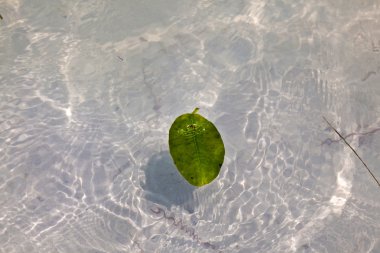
[{"left": 1, "top": 1, "right": 380, "bottom": 252}]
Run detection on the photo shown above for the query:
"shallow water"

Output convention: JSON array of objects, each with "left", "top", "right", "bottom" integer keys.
[{"left": 1, "top": 1, "right": 380, "bottom": 252}]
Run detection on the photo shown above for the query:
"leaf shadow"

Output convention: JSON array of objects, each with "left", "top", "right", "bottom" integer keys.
[{"left": 141, "top": 151, "right": 196, "bottom": 213}]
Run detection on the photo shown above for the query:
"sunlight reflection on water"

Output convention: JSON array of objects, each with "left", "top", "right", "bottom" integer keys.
[{"left": 1, "top": 1, "right": 380, "bottom": 253}]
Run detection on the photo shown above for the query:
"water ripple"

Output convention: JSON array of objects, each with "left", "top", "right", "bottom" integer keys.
[{"left": 1, "top": 0, "right": 380, "bottom": 253}]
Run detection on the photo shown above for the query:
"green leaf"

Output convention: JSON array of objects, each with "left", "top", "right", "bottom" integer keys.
[{"left": 169, "top": 108, "right": 225, "bottom": 187}]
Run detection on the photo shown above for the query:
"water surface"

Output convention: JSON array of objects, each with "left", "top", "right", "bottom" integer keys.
[{"left": 1, "top": 1, "right": 380, "bottom": 252}]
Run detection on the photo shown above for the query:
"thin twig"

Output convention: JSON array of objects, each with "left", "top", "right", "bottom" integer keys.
[{"left": 323, "top": 116, "right": 380, "bottom": 188}]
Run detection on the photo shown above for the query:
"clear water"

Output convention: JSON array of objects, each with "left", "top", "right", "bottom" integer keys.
[{"left": 1, "top": 1, "right": 380, "bottom": 252}]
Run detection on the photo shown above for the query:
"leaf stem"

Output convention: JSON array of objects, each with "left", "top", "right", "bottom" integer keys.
[{"left": 192, "top": 108, "right": 200, "bottom": 114}]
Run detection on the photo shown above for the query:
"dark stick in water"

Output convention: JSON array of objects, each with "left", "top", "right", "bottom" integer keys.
[{"left": 323, "top": 116, "right": 380, "bottom": 188}]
